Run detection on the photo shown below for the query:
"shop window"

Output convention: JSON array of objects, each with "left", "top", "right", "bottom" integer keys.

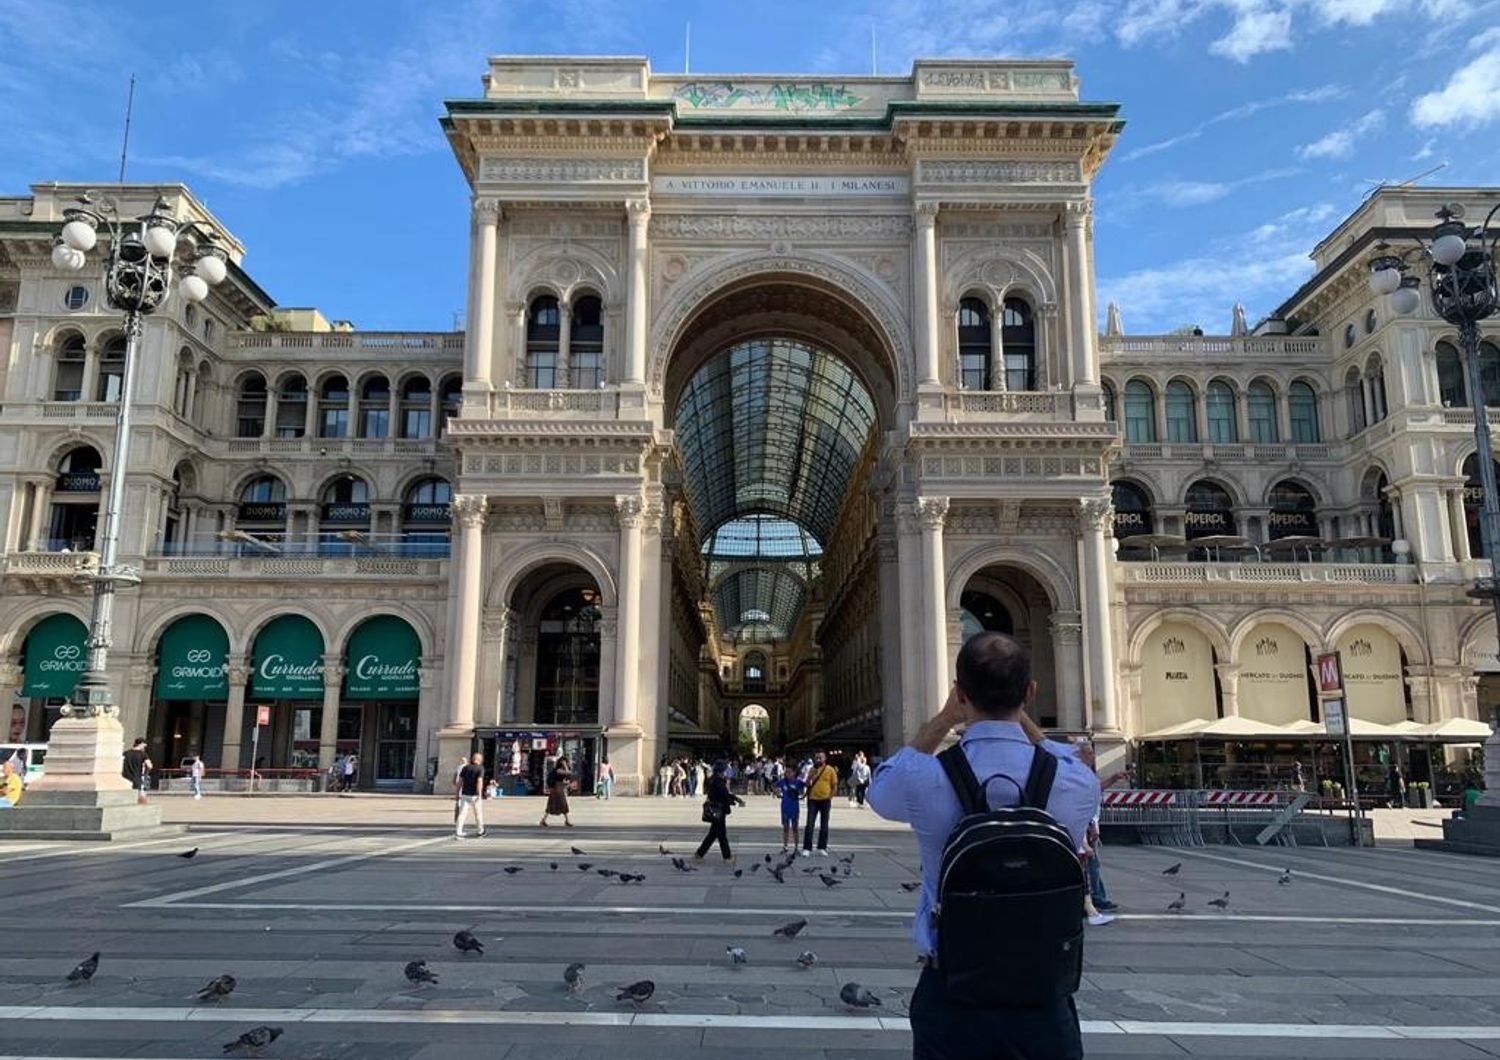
[
  {"left": 1111, "top": 480, "right": 1154, "bottom": 544},
  {"left": 1185, "top": 480, "right": 1235, "bottom": 541},
  {"left": 1268, "top": 480, "right": 1318, "bottom": 540}
]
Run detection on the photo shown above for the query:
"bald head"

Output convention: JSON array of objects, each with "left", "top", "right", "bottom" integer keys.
[{"left": 956, "top": 632, "right": 1033, "bottom": 717}]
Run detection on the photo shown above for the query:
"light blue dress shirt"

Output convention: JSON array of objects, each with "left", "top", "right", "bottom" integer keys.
[{"left": 867, "top": 720, "right": 1101, "bottom": 956}]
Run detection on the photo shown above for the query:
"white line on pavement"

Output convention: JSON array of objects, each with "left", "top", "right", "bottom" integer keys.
[
  {"left": 0, "top": 832, "right": 233, "bottom": 864},
  {"left": 1174, "top": 848, "right": 1500, "bottom": 915},
  {"left": 124, "top": 835, "right": 453, "bottom": 908},
  {"left": 135, "top": 900, "right": 914, "bottom": 918},
  {"left": 1113, "top": 913, "right": 1500, "bottom": 926},
  {"left": 0, "top": 1006, "right": 1498, "bottom": 1040}
]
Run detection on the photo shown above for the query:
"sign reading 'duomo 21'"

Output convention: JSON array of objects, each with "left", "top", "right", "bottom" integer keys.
[{"left": 651, "top": 175, "right": 910, "bottom": 197}]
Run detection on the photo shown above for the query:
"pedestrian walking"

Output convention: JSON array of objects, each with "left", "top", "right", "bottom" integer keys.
[
  {"left": 454, "top": 752, "right": 486, "bottom": 839},
  {"left": 657, "top": 756, "right": 671, "bottom": 797},
  {"left": 541, "top": 755, "right": 574, "bottom": 827},
  {"left": 595, "top": 756, "right": 615, "bottom": 799},
  {"left": 775, "top": 759, "right": 805, "bottom": 850},
  {"left": 851, "top": 752, "right": 872, "bottom": 808},
  {"left": 801, "top": 750, "right": 838, "bottom": 856},
  {"left": 189, "top": 755, "right": 205, "bottom": 800},
  {"left": 1387, "top": 764, "right": 1407, "bottom": 808},
  {"left": 695, "top": 760, "right": 745, "bottom": 863},
  {"left": 868, "top": 632, "right": 1099, "bottom": 1060},
  {"left": 341, "top": 753, "right": 358, "bottom": 792},
  {"left": 122, "top": 738, "right": 152, "bottom": 805},
  {"left": 1071, "top": 740, "right": 1118, "bottom": 915}
]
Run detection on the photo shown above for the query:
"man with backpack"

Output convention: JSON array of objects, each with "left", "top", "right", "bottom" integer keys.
[{"left": 868, "top": 632, "right": 1099, "bottom": 1060}]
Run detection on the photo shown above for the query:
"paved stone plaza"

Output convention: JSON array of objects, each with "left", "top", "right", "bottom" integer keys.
[{"left": 2, "top": 796, "right": 1500, "bottom": 1059}]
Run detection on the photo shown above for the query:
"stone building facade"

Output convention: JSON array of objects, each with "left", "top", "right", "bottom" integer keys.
[{"left": 0, "top": 56, "right": 1493, "bottom": 794}]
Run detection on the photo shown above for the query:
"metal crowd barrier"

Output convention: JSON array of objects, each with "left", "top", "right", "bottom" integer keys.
[{"left": 1100, "top": 790, "right": 1314, "bottom": 847}]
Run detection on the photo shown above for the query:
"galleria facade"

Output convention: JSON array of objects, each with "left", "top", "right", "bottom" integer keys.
[{"left": 1, "top": 57, "right": 1496, "bottom": 794}]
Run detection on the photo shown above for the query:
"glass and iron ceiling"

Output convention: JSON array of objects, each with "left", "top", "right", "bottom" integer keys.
[{"left": 677, "top": 339, "right": 876, "bottom": 643}]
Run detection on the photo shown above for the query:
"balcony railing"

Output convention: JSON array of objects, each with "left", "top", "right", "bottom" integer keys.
[
  {"left": 146, "top": 554, "right": 446, "bottom": 578},
  {"left": 227, "top": 331, "right": 464, "bottom": 353},
  {"left": 1121, "top": 441, "right": 1333, "bottom": 462},
  {"left": 220, "top": 435, "right": 441, "bottom": 457},
  {"left": 158, "top": 532, "right": 450, "bottom": 560},
  {"left": 1119, "top": 562, "right": 1415, "bottom": 585},
  {"left": 0, "top": 401, "right": 120, "bottom": 422},
  {"left": 940, "top": 390, "right": 1078, "bottom": 420},
  {"left": 485, "top": 389, "right": 624, "bottom": 418},
  {"left": 1099, "top": 334, "right": 1323, "bottom": 360},
  {"left": 2, "top": 550, "right": 100, "bottom": 578}
]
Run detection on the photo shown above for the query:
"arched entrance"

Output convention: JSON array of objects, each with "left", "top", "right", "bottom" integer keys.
[
  {"left": 738, "top": 704, "right": 770, "bottom": 757},
  {"left": 150, "top": 613, "right": 231, "bottom": 770},
  {"left": 662, "top": 276, "right": 901, "bottom": 756},
  {"left": 956, "top": 567, "right": 1064, "bottom": 727}
]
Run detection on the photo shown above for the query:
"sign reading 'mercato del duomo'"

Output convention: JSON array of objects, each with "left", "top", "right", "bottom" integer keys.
[{"left": 0, "top": 55, "right": 1494, "bottom": 794}]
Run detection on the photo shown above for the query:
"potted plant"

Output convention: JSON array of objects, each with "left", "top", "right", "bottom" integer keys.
[{"left": 1412, "top": 781, "right": 1434, "bottom": 809}]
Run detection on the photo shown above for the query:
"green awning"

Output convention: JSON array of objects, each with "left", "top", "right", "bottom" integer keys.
[
  {"left": 154, "top": 614, "right": 230, "bottom": 701},
  {"left": 344, "top": 615, "right": 421, "bottom": 700},
  {"left": 22, "top": 614, "right": 87, "bottom": 698},
  {"left": 251, "top": 615, "right": 325, "bottom": 700}
]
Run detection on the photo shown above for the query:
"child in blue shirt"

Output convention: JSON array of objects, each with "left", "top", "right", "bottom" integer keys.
[{"left": 775, "top": 762, "right": 806, "bottom": 850}]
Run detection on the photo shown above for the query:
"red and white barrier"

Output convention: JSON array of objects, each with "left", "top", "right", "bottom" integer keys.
[
  {"left": 1202, "top": 790, "right": 1280, "bottom": 806},
  {"left": 1102, "top": 789, "right": 1176, "bottom": 807}
]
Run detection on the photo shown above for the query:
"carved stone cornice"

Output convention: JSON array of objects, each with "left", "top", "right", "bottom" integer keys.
[
  {"left": 478, "top": 157, "right": 646, "bottom": 184},
  {"left": 649, "top": 213, "right": 911, "bottom": 241},
  {"left": 919, "top": 159, "right": 1085, "bottom": 187},
  {"left": 452, "top": 494, "right": 489, "bottom": 529}
]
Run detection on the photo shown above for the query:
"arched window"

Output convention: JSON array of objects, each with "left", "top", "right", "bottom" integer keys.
[
  {"left": 56, "top": 447, "right": 102, "bottom": 493},
  {"left": 570, "top": 295, "right": 604, "bottom": 389},
  {"left": 96, "top": 335, "right": 126, "bottom": 402},
  {"left": 50, "top": 447, "right": 103, "bottom": 551},
  {"left": 525, "top": 295, "right": 560, "bottom": 389},
  {"left": 1366, "top": 356, "right": 1388, "bottom": 422},
  {"left": 1482, "top": 343, "right": 1500, "bottom": 408},
  {"left": 319, "top": 375, "right": 349, "bottom": 438},
  {"left": 1344, "top": 323, "right": 1356, "bottom": 349},
  {"left": 236, "top": 475, "right": 287, "bottom": 541},
  {"left": 399, "top": 376, "right": 432, "bottom": 438},
  {"left": 274, "top": 374, "right": 308, "bottom": 438},
  {"left": 1436, "top": 341, "right": 1465, "bottom": 407},
  {"left": 1364, "top": 469, "right": 1396, "bottom": 545},
  {"left": 959, "top": 589, "right": 1014, "bottom": 642},
  {"left": 1268, "top": 480, "right": 1317, "bottom": 540},
  {"left": 173, "top": 349, "right": 194, "bottom": 417},
  {"left": 319, "top": 475, "right": 371, "bottom": 549},
  {"left": 1001, "top": 297, "right": 1037, "bottom": 392},
  {"left": 402, "top": 477, "right": 452, "bottom": 556},
  {"left": 1288, "top": 381, "right": 1320, "bottom": 443},
  {"left": 1461, "top": 455, "right": 1500, "bottom": 558},
  {"left": 1101, "top": 381, "right": 1117, "bottom": 422},
  {"left": 1111, "top": 480, "right": 1154, "bottom": 540},
  {"left": 957, "top": 297, "right": 992, "bottom": 390},
  {"left": 1248, "top": 381, "right": 1279, "bottom": 443},
  {"left": 438, "top": 375, "right": 461, "bottom": 437},
  {"left": 359, "top": 374, "right": 390, "bottom": 438},
  {"left": 1185, "top": 480, "right": 1235, "bottom": 540},
  {"left": 1124, "top": 380, "right": 1156, "bottom": 443},
  {"left": 52, "top": 332, "right": 86, "bottom": 401},
  {"left": 1345, "top": 366, "right": 1367, "bottom": 436},
  {"left": 1165, "top": 380, "right": 1197, "bottom": 442},
  {"left": 536, "top": 587, "right": 602, "bottom": 724},
  {"left": 1206, "top": 380, "right": 1237, "bottom": 443},
  {"left": 236, "top": 372, "right": 267, "bottom": 437},
  {"left": 743, "top": 650, "right": 768, "bottom": 693},
  {"left": 1365, "top": 308, "right": 1377, "bottom": 334},
  {"left": 193, "top": 362, "right": 211, "bottom": 428}
]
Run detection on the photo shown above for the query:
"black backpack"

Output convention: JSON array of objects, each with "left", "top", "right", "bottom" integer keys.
[{"left": 933, "top": 743, "right": 1086, "bottom": 1008}]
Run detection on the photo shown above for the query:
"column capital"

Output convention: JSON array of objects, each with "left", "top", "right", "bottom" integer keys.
[
  {"left": 916, "top": 496, "right": 949, "bottom": 530},
  {"left": 227, "top": 664, "right": 252, "bottom": 688},
  {"left": 321, "top": 658, "right": 347, "bottom": 687},
  {"left": 452, "top": 494, "right": 489, "bottom": 529},
  {"left": 626, "top": 198, "right": 652, "bottom": 222},
  {"left": 1049, "top": 610, "right": 1084, "bottom": 644},
  {"left": 913, "top": 201, "right": 940, "bottom": 223},
  {"left": 615, "top": 494, "right": 644, "bottom": 528},
  {"left": 482, "top": 607, "right": 515, "bottom": 641},
  {"left": 1077, "top": 498, "right": 1113, "bottom": 533},
  {"left": 473, "top": 197, "right": 503, "bottom": 223},
  {"left": 1063, "top": 199, "right": 1092, "bottom": 225}
]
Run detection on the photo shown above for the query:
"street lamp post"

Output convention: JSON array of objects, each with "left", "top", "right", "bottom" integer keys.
[
  {"left": 1370, "top": 202, "right": 1500, "bottom": 826},
  {"left": 35, "top": 195, "right": 227, "bottom": 796}
]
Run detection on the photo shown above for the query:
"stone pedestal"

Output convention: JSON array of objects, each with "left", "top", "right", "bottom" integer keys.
[
  {"left": 435, "top": 726, "right": 477, "bottom": 787},
  {"left": 1416, "top": 723, "right": 1500, "bottom": 857},
  {"left": 28, "top": 713, "right": 132, "bottom": 793},
  {"left": 604, "top": 724, "right": 645, "bottom": 796}
]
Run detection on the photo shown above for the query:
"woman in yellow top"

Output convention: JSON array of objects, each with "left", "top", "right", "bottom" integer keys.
[
  {"left": 801, "top": 751, "right": 839, "bottom": 856},
  {"left": 0, "top": 759, "right": 22, "bottom": 807}
]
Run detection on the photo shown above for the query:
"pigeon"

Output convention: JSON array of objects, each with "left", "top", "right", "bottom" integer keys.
[
  {"left": 1166, "top": 892, "right": 1186, "bottom": 913},
  {"left": 733, "top": 869, "right": 744, "bottom": 878},
  {"left": 750, "top": 863, "right": 762, "bottom": 874},
  {"left": 1278, "top": 869, "right": 1293, "bottom": 886},
  {"left": 577, "top": 863, "right": 593, "bottom": 871},
  {"left": 764, "top": 853, "right": 773, "bottom": 863},
  {"left": 838, "top": 854, "right": 855, "bottom": 865},
  {"left": 1208, "top": 891, "right": 1231, "bottom": 911},
  {"left": 660, "top": 844, "right": 672, "bottom": 855},
  {"left": 66, "top": 952, "right": 99, "bottom": 983},
  {"left": 550, "top": 862, "right": 559, "bottom": 871},
  {"left": 222, "top": 1025, "right": 282, "bottom": 1055},
  {"left": 616, "top": 979, "right": 655, "bottom": 1004},
  {"left": 502, "top": 866, "right": 524, "bottom": 875},
  {"left": 769, "top": 866, "right": 786, "bottom": 884},
  {"left": 795, "top": 950, "right": 819, "bottom": 969},
  {"left": 1162, "top": 862, "right": 1182, "bottom": 876},
  {"left": 178, "top": 848, "right": 199, "bottom": 860},
  {"left": 453, "top": 930, "right": 484, "bottom": 955},
  {"left": 597, "top": 868, "right": 618, "bottom": 878},
  {"left": 726, "top": 945, "right": 748, "bottom": 965},
  {"left": 404, "top": 959, "right": 439, "bottom": 985},
  {"left": 564, "top": 962, "right": 586, "bottom": 993},
  {"left": 840, "top": 983, "right": 882, "bottom": 1009},
  {"left": 195, "top": 974, "right": 237, "bottom": 1002},
  {"left": 571, "top": 846, "right": 586, "bottom": 856},
  {"left": 840, "top": 864, "right": 853, "bottom": 877},
  {"left": 671, "top": 857, "right": 697, "bottom": 873},
  {"left": 819, "top": 874, "right": 842, "bottom": 888},
  {"left": 617, "top": 873, "right": 644, "bottom": 884},
  {"left": 900, "top": 882, "right": 921, "bottom": 893},
  {"left": 773, "top": 918, "right": 808, "bottom": 939}
]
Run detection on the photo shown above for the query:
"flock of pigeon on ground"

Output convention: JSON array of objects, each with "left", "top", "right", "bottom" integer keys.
[{"left": 57, "top": 844, "right": 1295, "bottom": 1054}]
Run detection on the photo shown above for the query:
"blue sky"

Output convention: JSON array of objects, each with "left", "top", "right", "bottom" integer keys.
[{"left": 3, "top": 0, "right": 1498, "bottom": 334}]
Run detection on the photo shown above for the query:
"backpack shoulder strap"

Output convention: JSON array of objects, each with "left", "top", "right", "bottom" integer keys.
[
  {"left": 938, "top": 744, "right": 986, "bottom": 816},
  {"left": 1021, "top": 745, "right": 1058, "bottom": 810}
]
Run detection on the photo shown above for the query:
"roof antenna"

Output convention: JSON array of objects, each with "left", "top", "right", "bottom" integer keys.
[
  {"left": 118, "top": 73, "right": 136, "bottom": 183},
  {"left": 871, "top": 26, "right": 878, "bottom": 76},
  {"left": 684, "top": 22, "right": 691, "bottom": 75}
]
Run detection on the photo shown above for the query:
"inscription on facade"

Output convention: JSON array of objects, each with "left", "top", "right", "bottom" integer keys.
[{"left": 652, "top": 175, "right": 909, "bottom": 197}]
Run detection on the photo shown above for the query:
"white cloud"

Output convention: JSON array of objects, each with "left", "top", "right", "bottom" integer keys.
[
  {"left": 1119, "top": 83, "right": 1344, "bottom": 162},
  {"left": 1297, "top": 108, "right": 1385, "bottom": 159},
  {"left": 1209, "top": 2, "right": 1293, "bottom": 62},
  {"left": 1121, "top": 166, "right": 1301, "bottom": 209},
  {"left": 1410, "top": 29, "right": 1500, "bottom": 128}
]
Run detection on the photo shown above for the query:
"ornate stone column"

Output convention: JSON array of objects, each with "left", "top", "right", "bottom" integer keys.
[
  {"left": 221, "top": 658, "right": 250, "bottom": 771},
  {"left": 415, "top": 662, "right": 441, "bottom": 791},
  {"left": 441, "top": 496, "right": 487, "bottom": 756},
  {"left": 1078, "top": 498, "right": 1118, "bottom": 731},
  {"left": 988, "top": 293, "right": 1006, "bottom": 392},
  {"left": 318, "top": 657, "right": 345, "bottom": 773},
  {"left": 1063, "top": 202, "right": 1099, "bottom": 387},
  {"left": 1036, "top": 302, "right": 1056, "bottom": 390},
  {"left": 463, "top": 199, "right": 501, "bottom": 406},
  {"left": 624, "top": 200, "right": 651, "bottom": 385},
  {"left": 914, "top": 202, "right": 941, "bottom": 387},
  {"left": 1405, "top": 666, "right": 1435, "bottom": 724},
  {"left": 896, "top": 503, "right": 925, "bottom": 736},
  {"left": 597, "top": 605, "right": 618, "bottom": 729},
  {"left": 917, "top": 497, "right": 950, "bottom": 714},
  {"left": 1449, "top": 488, "right": 1472, "bottom": 562},
  {"left": 556, "top": 301, "right": 572, "bottom": 389},
  {"left": 613, "top": 495, "right": 644, "bottom": 729},
  {"left": 1050, "top": 610, "right": 1085, "bottom": 730},
  {"left": 1215, "top": 662, "right": 1241, "bottom": 717},
  {"left": 479, "top": 607, "right": 513, "bottom": 727}
]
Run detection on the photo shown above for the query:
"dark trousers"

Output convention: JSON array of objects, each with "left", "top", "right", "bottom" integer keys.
[
  {"left": 910, "top": 966, "right": 1083, "bottom": 1060},
  {"left": 803, "top": 798, "right": 831, "bottom": 851},
  {"left": 855, "top": 781, "right": 869, "bottom": 806},
  {"left": 696, "top": 815, "right": 731, "bottom": 859}
]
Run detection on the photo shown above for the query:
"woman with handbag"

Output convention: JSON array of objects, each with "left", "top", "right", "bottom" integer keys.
[
  {"left": 539, "top": 756, "right": 574, "bottom": 827},
  {"left": 695, "top": 760, "right": 745, "bottom": 863}
]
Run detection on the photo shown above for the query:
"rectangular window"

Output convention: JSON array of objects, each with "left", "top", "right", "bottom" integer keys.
[
  {"left": 527, "top": 351, "right": 557, "bottom": 389},
  {"left": 1249, "top": 406, "right": 1277, "bottom": 443},
  {"left": 1004, "top": 354, "right": 1034, "bottom": 393},
  {"left": 1125, "top": 408, "right": 1154, "bottom": 444},
  {"left": 360, "top": 408, "right": 390, "bottom": 438},
  {"left": 960, "top": 351, "right": 988, "bottom": 390},
  {"left": 1290, "top": 406, "right": 1318, "bottom": 443},
  {"left": 570, "top": 351, "right": 603, "bottom": 390},
  {"left": 320, "top": 407, "right": 348, "bottom": 438}
]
